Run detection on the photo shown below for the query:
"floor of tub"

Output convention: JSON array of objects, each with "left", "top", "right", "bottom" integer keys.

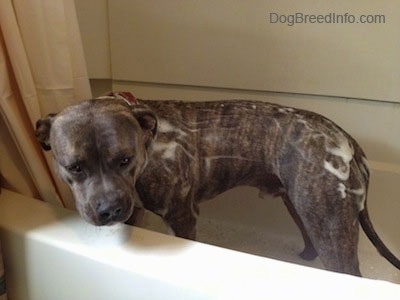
[{"left": 139, "top": 187, "right": 400, "bottom": 284}]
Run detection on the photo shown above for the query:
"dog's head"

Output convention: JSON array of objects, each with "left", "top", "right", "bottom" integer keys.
[{"left": 35, "top": 98, "right": 157, "bottom": 225}]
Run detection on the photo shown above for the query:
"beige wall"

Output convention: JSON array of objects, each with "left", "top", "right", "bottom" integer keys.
[
  {"left": 75, "top": 0, "right": 400, "bottom": 166},
  {"left": 76, "top": 1, "right": 400, "bottom": 101},
  {"left": 75, "top": 0, "right": 111, "bottom": 79},
  {"left": 108, "top": 1, "right": 400, "bottom": 102}
]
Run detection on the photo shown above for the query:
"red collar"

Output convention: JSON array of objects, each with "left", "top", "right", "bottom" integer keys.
[{"left": 98, "top": 91, "right": 139, "bottom": 106}]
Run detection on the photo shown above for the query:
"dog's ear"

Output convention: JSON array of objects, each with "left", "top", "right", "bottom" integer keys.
[
  {"left": 35, "top": 113, "right": 57, "bottom": 151},
  {"left": 132, "top": 108, "right": 157, "bottom": 146}
]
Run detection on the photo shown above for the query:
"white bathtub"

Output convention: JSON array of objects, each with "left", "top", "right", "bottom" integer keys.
[{"left": 0, "top": 189, "right": 399, "bottom": 299}]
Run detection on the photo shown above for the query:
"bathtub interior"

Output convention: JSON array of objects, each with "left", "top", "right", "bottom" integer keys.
[{"left": 139, "top": 165, "right": 400, "bottom": 284}]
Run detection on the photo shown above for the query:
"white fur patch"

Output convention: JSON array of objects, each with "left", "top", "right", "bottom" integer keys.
[
  {"left": 152, "top": 119, "right": 193, "bottom": 161},
  {"left": 337, "top": 183, "right": 347, "bottom": 199},
  {"left": 348, "top": 187, "right": 366, "bottom": 211},
  {"left": 323, "top": 134, "right": 354, "bottom": 181},
  {"left": 152, "top": 141, "right": 194, "bottom": 162},
  {"left": 204, "top": 134, "right": 220, "bottom": 144},
  {"left": 278, "top": 107, "right": 295, "bottom": 114},
  {"left": 323, "top": 161, "right": 349, "bottom": 181},
  {"left": 158, "top": 119, "right": 187, "bottom": 138},
  {"left": 152, "top": 141, "right": 179, "bottom": 160},
  {"left": 336, "top": 183, "right": 366, "bottom": 211},
  {"left": 327, "top": 135, "right": 354, "bottom": 164}
]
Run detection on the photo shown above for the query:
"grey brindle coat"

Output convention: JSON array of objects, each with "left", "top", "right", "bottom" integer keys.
[{"left": 36, "top": 96, "right": 400, "bottom": 276}]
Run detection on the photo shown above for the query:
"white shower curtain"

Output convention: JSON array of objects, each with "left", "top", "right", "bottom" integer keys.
[{"left": 0, "top": 0, "right": 92, "bottom": 209}]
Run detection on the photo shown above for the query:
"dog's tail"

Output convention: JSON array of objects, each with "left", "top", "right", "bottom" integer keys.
[
  {"left": 359, "top": 208, "right": 400, "bottom": 269},
  {"left": 353, "top": 145, "right": 400, "bottom": 270}
]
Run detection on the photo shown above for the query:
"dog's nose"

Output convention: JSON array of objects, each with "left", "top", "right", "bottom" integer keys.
[{"left": 96, "top": 202, "right": 123, "bottom": 225}]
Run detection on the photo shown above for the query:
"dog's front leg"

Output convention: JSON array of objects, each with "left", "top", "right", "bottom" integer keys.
[
  {"left": 163, "top": 201, "right": 199, "bottom": 240},
  {"left": 125, "top": 206, "right": 146, "bottom": 226}
]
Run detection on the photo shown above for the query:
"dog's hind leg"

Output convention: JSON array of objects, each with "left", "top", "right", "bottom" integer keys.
[
  {"left": 282, "top": 195, "right": 318, "bottom": 261},
  {"left": 291, "top": 188, "right": 362, "bottom": 276}
]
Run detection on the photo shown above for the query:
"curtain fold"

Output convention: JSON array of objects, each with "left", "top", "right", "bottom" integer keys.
[
  {"left": 0, "top": 0, "right": 92, "bottom": 208},
  {"left": 0, "top": 1, "right": 91, "bottom": 296},
  {"left": 0, "top": 241, "right": 6, "bottom": 300}
]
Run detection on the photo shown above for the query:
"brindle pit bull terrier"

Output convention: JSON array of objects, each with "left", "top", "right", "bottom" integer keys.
[{"left": 35, "top": 92, "right": 400, "bottom": 276}]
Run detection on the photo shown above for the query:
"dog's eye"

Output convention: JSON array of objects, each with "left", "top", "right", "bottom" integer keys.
[
  {"left": 67, "top": 164, "right": 82, "bottom": 173},
  {"left": 119, "top": 157, "right": 131, "bottom": 168}
]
